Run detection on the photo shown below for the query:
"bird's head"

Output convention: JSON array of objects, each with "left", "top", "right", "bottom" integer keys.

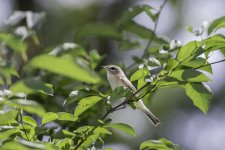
[{"left": 102, "top": 65, "right": 124, "bottom": 76}]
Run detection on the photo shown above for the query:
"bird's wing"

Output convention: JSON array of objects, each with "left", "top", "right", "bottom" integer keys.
[{"left": 120, "top": 76, "right": 137, "bottom": 93}]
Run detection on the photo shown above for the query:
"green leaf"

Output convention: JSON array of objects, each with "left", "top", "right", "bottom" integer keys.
[
  {"left": 110, "top": 86, "right": 133, "bottom": 100},
  {"left": 130, "top": 68, "right": 149, "bottom": 81},
  {"left": 105, "top": 123, "right": 136, "bottom": 136},
  {"left": 118, "top": 5, "right": 155, "bottom": 27},
  {"left": 94, "top": 127, "right": 112, "bottom": 135},
  {"left": 76, "top": 23, "right": 122, "bottom": 40},
  {"left": 182, "top": 57, "right": 212, "bottom": 74},
  {"left": 29, "top": 54, "right": 100, "bottom": 83},
  {"left": 42, "top": 112, "right": 58, "bottom": 125},
  {"left": 23, "top": 116, "right": 37, "bottom": 127},
  {"left": 57, "top": 112, "right": 78, "bottom": 122},
  {"left": 0, "top": 127, "right": 20, "bottom": 140},
  {"left": 10, "top": 78, "right": 53, "bottom": 96},
  {"left": 0, "top": 32, "right": 27, "bottom": 53},
  {"left": 140, "top": 138, "right": 181, "bottom": 150},
  {"left": 205, "top": 34, "right": 225, "bottom": 53},
  {"left": 169, "top": 69, "right": 210, "bottom": 82},
  {"left": 208, "top": 16, "right": 225, "bottom": 34},
  {"left": 124, "top": 21, "right": 168, "bottom": 44},
  {"left": 10, "top": 99, "right": 46, "bottom": 117},
  {"left": 0, "top": 110, "right": 18, "bottom": 125},
  {"left": 54, "top": 130, "right": 76, "bottom": 139},
  {"left": 119, "top": 39, "right": 140, "bottom": 50},
  {"left": 184, "top": 83, "right": 212, "bottom": 113},
  {"left": 64, "top": 89, "right": 99, "bottom": 105},
  {"left": 176, "top": 41, "right": 202, "bottom": 62},
  {"left": 74, "top": 96, "right": 102, "bottom": 117}
]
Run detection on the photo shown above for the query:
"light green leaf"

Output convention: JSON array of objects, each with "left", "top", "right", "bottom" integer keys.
[
  {"left": 64, "top": 89, "right": 99, "bottom": 105},
  {"left": 94, "top": 127, "right": 112, "bottom": 135},
  {"left": 1, "top": 141, "right": 30, "bottom": 150},
  {"left": 23, "top": 116, "right": 37, "bottom": 127},
  {"left": 30, "top": 54, "right": 100, "bottom": 83},
  {"left": 140, "top": 138, "right": 181, "bottom": 150},
  {"left": 176, "top": 41, "right": 202, "bottom": 62},
  {"left": 208, "top": 16, "right": 225, "bottom": 34},
  {"left": 0, "top": 110, "right": 18, "bottom": 125},
  {"left": 42, "top": 112, "right": 58, "bottom": 125},
  {"left": 130, "top": 68, "right": 149, "bottom": 81},
  {"left": 182, "top": 57, "right": 212, "bottom": 74},
  {"left": 76, "top": 23, "right": 122, "bottom": 40},
  {"left": 105, "top": 123, "right": 136, "bottom": 136},
  {"left": 10, "top": 78, "right": 53, "bottom": 96},
  {"left": 57, "top": 112, "right": 78, "bottom": 122},
  {"left": 169, "top": 69, "right": 210, "bottom": 82},
  {"left": 0, "top": 128, "right": 19, "bottom": 140},
  {"left": 11, "top": 99, "right": 46, "bottom": 117},
  {"left": 74, "top": 96, "right": 102, "bottom": 117},
  {"left": 54, "top": 130, "right": 76, "bottom": 139},
  {"left": 205, "top": 34, "right": 225, "bottom": 53},
  {"left": 0, "top": 32, "right": 27, "bottom": 53},
  {"left": 184, "top": 83, "right": 212, "bottom": 113}
]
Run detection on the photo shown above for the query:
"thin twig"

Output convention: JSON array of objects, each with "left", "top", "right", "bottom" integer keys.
[
  {"left": 19, "top": 109, "right": 30, "bottom": 141},
  {"left": 126, "top": 0, "right": 168, "bottom": 71},
  {"left": 194, "top": 59, "right": 225, "bottom": 70},
  {"left": 142, "top": 0, "right": 168, "bottom": 58}
]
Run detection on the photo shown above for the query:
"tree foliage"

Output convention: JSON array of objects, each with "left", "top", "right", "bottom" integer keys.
[{"left": 1, "top": 2, "right": 225, "bottom": 150}]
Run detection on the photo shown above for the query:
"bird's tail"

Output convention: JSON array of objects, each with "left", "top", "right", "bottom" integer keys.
[{"left": 136, "top": 100, "right": 160, "bottom": 126}]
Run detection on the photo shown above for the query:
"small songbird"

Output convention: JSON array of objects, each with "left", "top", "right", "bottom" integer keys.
[{"left": 103, "top": 65, "right": 160, "bottom": 126}]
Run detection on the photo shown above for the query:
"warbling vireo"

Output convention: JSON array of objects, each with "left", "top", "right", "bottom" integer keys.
[{"left": 103, "top": 65, "right": 160, "bottom": 126}]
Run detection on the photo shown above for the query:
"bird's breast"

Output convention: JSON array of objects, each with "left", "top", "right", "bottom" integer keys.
[{"left": 107, "top": 73, "right": 124, "bottom": 90}]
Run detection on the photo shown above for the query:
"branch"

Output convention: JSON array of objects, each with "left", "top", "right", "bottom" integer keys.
[
  {"left": 194, "top": 59, "right": 225, "bottom": 70},
  {"left": 19, "top": 109, "right": 30, "bottom": 141},
  {"left": 126, "top": 0, "right": 168, "bottom": 71},
  {"left": 142, "top": 0, "right": 168, "bottom": 58}
]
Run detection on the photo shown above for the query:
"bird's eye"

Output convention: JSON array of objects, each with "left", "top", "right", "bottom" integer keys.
[{"left": 110, "top": 67, "right": 115, "bottom": 70}]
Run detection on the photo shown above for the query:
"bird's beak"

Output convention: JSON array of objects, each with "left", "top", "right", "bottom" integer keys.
[{"left": 101, "top": 66, "right": 108, "bottom": 69}]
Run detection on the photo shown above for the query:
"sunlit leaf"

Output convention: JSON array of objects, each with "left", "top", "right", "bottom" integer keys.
[
  {"left": 0, "top": 109, "right": 18, "bottom": 125},
  {"left": 0, "top": 127, "right": 19, "bottom": 140},
  {"left": 208, "top": 16, "right": 225, "bottom": 34},
  {"left": 176, "top": 41, "right": 202, "bottom": 62},
  {"left": 140, "top": 138, "right": 181, "bottom": 150},
  {"left": 10, "top": 78, "right": 53, "bottom": 96},
  {"left": 29, "top": 54, "right": 100, "bottom": 83},
  {"left": 169, "top": 69, "right": 210, "bottom": 82},
  {"left": 23, "top": 116, "right": 37, "bottom": 127},
  {"left": 42, "top": 112, "right": 58, "bottom": 125},
  {"left": 94, "top": 127, "right": 112, "bottom": 135},
  {"left": 74, "top": 96, "right": 102, "bottom": 117},
  {"left": 205, "top": 34, "right": 225, "bottom": 53},
  {"left": 105, "top": 123, "right": 136, "bottom": 136},
  {"left": 184, "top": 83, "right": 212, "bottom": 113},
  {"left": 12, "top": 99, "right": 46, "bottom": 117},
  {"left": 182, "top": 57, "right": 212, "bottom": 74},
  {"left": 57, "top": 112, "right": 78, "bottom": 122},
  {"left": 64, "top": 89, "right": 99, "bottom": 105},
  {"left": 130, "top": 68, "right": 149, "bottom": 81}
]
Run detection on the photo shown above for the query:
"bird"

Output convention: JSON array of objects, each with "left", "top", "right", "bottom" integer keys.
[{"left": 103, "top": 65, "right": 160, "bottom": 126}]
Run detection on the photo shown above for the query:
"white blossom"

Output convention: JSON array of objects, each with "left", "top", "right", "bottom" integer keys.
[{"left": 69, "top": 90, "right": 79, "bottom": 97}]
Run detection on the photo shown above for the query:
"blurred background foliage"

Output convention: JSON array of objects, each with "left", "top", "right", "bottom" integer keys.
[{"left": 1, "top": 0, "right": 225, "bottom": 150}]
